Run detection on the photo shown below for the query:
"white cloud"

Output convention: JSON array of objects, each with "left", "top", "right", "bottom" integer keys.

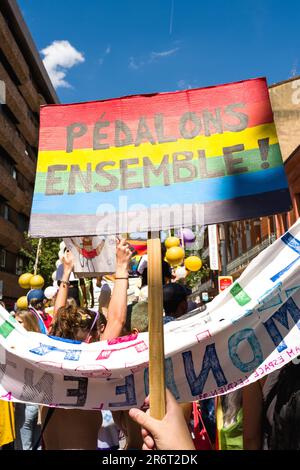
[
  {"left": 41, "top": 40, "right": 85, "bottom": 89},
  {"left": 129, "top": 56, "right": 144, "bottom": 70},
  {"left": 129, "top": 47, "right": 179, "bottom": 70},
  {"left": 105, "top": 45, "right": 111, "bottom": 55},
  {"left": 150, "top": 47, "right": 179, "bottom": 60}
]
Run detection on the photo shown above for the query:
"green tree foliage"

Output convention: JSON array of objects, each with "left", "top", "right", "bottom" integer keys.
[
  {"left": 20, "top": 233, "right": 60, "bottom": 286},
  {"left": 185, "top": 263, "right": 210, "bottom": 289}
]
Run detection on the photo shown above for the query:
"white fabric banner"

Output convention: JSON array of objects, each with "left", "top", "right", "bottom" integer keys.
[{"left": 1, "top": 219, "right": 300, "bottom": 410}]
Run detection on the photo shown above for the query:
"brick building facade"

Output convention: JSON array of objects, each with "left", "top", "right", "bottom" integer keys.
[
  {"left": 0, "top": 0, "right": 58, "bottom": 307},
  {"left": 202, "top": 77, "right": 300, "bottom": 287}
]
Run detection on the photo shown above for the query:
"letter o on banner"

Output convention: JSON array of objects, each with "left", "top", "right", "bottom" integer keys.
[{"left": 228, "top": 328, "right": 263, "bottom": 373}]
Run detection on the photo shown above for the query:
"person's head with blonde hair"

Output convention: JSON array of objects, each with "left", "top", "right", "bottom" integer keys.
[{"left": 15, "top": 310, "right": 41, "bottom": 333}]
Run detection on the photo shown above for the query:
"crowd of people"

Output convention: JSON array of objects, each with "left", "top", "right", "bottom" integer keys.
[{"left": 0, "top": 238, "right": 299, "bottom": 451}]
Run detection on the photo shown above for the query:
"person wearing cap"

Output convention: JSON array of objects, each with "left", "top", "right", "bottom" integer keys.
[
  {"left": 163, "top": 282, "right": 191, "bottom": 320},
  {"left": 27, "top": 289, "right": 52, "bottom": 332}
]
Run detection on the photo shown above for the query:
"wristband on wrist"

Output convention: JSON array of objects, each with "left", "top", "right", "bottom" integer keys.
[
  {"left": 115, "top": 277, "right": 129, "bottom": 280},
  {"left": 60, "top": 280, "right": 70, "bottom": 287}
]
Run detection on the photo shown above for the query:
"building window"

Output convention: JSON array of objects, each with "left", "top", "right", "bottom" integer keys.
[
  {"left": 0, "top": 249, "right": 6, "bottom": 269},
  {"left": 16, "top": 256, "right": 24, "bottom": 275},
  {"left": 3, "top": 204, "right": 9, "bottom": 220},
  {"left": 254, "top": 219, "right": 262, "bottom": 242},
  {"left": 229, "top": 226, "right": 234, "bottom": 259},
  {"left": 18, "top": 213, "right": 29, "bottom": 232},
  {"left": 245, "top": 222, "right": 251, "bottom": 250},
  {"left": 25, "top": 145, "right": 37, "bottom": 162},
  {"left": 2, "top": 103, "right": 19, "bottom": 126},
  {"left": 237, "top": 228, "right": 243, "bottom": 255},
  {"left": 0, "top": 145, "right": 16, "bottom": 174}
]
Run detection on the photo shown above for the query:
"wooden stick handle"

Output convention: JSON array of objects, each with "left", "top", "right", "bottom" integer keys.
[
  {"left": 33, "top": 238, "right": 42, "bottom": 276},
  {"left": 147, "top": 232, "right": 166, "bottom": 419}
]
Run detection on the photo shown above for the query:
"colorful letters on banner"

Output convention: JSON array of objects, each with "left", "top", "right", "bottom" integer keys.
[
  {"left": 1, "top": 219, "right": 300, "bottom": 409},
  {"left": 29, "top": 77, "right": 291, "bottom": 237}
]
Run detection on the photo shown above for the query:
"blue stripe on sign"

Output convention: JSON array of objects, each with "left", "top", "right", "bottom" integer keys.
[
  {"left": 281, "top": 232, "right": 300, "bottom": 254},
  {"left": 31, "top": 166, "right": 287, "bottom": 215},
  {"left": 271, "top": 256, "right": 300, "bottom": 282},
  {"left": 271, "top": 231, "right": 300, "bottom": 282}
]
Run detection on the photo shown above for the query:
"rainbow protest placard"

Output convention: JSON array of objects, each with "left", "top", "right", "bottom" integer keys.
[{"left": 29, "top": 77, "right": 291, "bottom": 237}]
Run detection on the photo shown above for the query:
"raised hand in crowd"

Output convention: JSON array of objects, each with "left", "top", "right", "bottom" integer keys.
[
  {"left": 53, "top": 249, "right": 75, "bottom": 316},
  {"left": 129, "top": 389, "right": 196, "bottom": 451},
  {"left": 101, "top": 238, "right": 132, "bottom": 341},
  {"left": 115, "top": 237, "right": 132, "bottom": 276}
]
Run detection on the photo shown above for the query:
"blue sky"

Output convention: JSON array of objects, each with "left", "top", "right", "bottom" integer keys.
[{"left": 19, "top": 0, "right": 300, "bottom": 104}]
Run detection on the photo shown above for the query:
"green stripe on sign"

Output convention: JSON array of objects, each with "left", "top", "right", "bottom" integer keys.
[
  {"left": 0, "top": 321, "right": 15, "bottom": 338},
  {"left": 33, "top": 143, "right": 283, "bottom": 194},
  {"left": 230, "top": 283, "right": 251, "bottom": 306}
]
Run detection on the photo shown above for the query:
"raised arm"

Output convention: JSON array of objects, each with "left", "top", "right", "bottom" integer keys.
[
  {"left": 53, "top": 249, "right": 74, "bottom": 317},
  {"left": 101, "top": 238, "right": 131, "bottom": 341}
]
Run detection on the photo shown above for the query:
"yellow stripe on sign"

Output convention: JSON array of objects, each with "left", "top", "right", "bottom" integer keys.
[{"left": 37, "top": 123, "right": 278, "bottom": 172}]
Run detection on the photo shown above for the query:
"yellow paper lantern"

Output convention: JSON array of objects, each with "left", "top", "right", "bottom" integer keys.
[
  {"left": 18, "top": 273, "right": 33, "bottom": 289},
  {"left": 30, "top": 274, "right": 45, "bottom": 290},
  {"left": 165, "top": 246, "right": 185, "bottom": 266},
  {"left": 165, "top": 236, "right": 180, "bottom": 249},
  {"left": 16, "top": 296, "right": 28, "bottom": 310},
  {"left": 185, "top": 256, "right": 202, "bottom": 272}
]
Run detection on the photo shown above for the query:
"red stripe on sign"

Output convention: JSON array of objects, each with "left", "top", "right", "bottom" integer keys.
[
  {"left": 39, "top": 99, "right": 273, "bottom": 151},
  {"left": 39, "top": 76, "right": 271, "bottom": 127},
  {"left": 40, "top": 78, "right": 269, "bottom": 127}
]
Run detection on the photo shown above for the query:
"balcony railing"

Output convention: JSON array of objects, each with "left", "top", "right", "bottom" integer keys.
[{"left": 226, "top": 234, "right": 277, "bottom": 274}]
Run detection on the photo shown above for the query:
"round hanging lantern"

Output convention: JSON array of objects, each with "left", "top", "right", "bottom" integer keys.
[
  {"left": 165, "top": 246, "right": 185, "bottom": 266},
  {"left": 165, "top": 236, "right": 181, "bottom": 249},
  {"left": 18, "top": 273, "right": 33, "bottom": 289},
  {"left": 185, "top": 256, "right": 202, "bottom": 272},
  {"left": 182, "top": 228, "right": 196, "bottom": 243},
  {"left": 44, "top": 286, "right": 58, "bottom": 300},
  {"left": 29, "top": 274, "right": 45, "bottom": 290},
  {"left": 16, "top": 296, "right": 28, "bottom": 310}
]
